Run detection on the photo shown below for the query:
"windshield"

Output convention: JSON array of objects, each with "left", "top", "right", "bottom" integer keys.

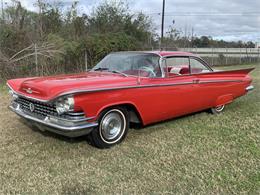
[{"left": 91, "top": 53, "right": 162, "bottom": 77}]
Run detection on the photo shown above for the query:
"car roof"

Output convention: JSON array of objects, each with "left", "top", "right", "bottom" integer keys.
[
  {"left": 145, "top": 51, "right": 197, "bottom": 57},
  {"left": 112, "top": 51, "right": 197, "bottom": 57}
]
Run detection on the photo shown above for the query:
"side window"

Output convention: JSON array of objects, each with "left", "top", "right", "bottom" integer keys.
[
  {"left": 136, "top": 55, "right": 162, "bottom": 78},
  {"left": 166, "top": 57, "right": 190, "bottom": 77},
  {"left": 190, "top": 58, "right": 211, "bottom": 74}
]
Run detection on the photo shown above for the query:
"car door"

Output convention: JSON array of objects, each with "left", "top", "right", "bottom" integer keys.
[
  {"left": 189, "top": 57, "right": 216, "bottom": 109},
  {"left": 139, "top": 56, "right": 199, "bottom": 123}
]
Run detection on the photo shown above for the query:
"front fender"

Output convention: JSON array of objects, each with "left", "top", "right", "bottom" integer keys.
[{"left": 74, "top": 91, "right": 145, "bottom": 124}]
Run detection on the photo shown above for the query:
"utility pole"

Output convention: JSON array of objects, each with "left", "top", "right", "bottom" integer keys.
[
  {"left": 160, "top": 0, "right": 165, "bottom": 50},
  {"left": 191, "top": 27, "right": 194, "bottom": 48},
  {"left": 184, "top": 23, "right": 187, "bottom": 49}
]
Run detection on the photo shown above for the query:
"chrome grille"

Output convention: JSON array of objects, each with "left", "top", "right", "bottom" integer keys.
[{"left": 15, "top": 96, "right": 85, "bottom": 120}]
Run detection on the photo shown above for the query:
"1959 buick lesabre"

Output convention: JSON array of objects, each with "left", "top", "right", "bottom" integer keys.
[{"left": 7, "top": 51, "right": 254, "bottom": 148}]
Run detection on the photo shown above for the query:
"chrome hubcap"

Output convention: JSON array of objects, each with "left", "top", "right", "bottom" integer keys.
[
  {"left": 215, "top": 105, "right": 225, "bottom": 112},
  {"left": 101, "top": 112, "right": 122, "bottom": 140}
]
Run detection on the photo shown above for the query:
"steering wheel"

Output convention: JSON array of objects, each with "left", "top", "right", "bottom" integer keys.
[{"left": 139, "top": 66, "right": 156, "bottom": 77}]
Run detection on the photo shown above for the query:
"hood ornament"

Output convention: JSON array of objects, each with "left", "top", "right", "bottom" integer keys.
[
  {"left": 22, "top": 87, "right": 40, "bottom": 94},
  {"left": 26, "top": 88, "right": 33, "bottom": 94}
]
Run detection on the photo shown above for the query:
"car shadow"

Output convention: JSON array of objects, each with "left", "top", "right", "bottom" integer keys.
[
  {"left": 131, "top": 109, "right": 212, "bottom": 130},
  {"left": 18, "top": 108, "right": 213, "bottom": 147},
  {"left": 19, "top": 118, "right": 91, "bottom": 144}
]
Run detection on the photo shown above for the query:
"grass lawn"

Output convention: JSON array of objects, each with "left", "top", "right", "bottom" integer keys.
[{"left": 0, "top": 64, "right": 259, "bottom": 194}]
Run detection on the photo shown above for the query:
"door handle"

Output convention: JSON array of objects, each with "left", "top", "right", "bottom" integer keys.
[{"left": 193, "top": 79, "right": 200, "bottom": 84}]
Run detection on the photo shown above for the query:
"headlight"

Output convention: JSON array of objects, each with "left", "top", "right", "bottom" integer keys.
[
  {"left": 55, "top": 96, "right": 74, "bottom": 115},
  {"left": 8, "top": 89, "right": 18, "bottom": 100}
]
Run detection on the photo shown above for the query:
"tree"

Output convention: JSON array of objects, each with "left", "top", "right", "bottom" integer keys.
[
  {"left": 88, "top": 0, "right": 128, "bottom": 34},
  {"left": 0, "top": 0, "right": 256, "bottom": 80}
]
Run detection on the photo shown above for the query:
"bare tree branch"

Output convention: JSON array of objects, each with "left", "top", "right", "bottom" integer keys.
[
  {"left": 9, "top": 44, "right": 34, "bottom": 60},
  {"left": 10, "top": 53, "right": 36, "bottom": 63},
  {"left": 8, "top": 42, "right": 64, "bottom": 64}
]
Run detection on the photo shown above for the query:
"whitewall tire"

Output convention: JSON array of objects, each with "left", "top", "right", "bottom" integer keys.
[
  {"left": 90, "top": 107, "right": 129, "bottom": 149},
  {"left": 211, "top": 105, "right": 225, "bottom": 114}
]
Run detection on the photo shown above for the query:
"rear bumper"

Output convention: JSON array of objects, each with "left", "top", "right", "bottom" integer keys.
[
  {"left": 9, "top": 103, "right": 98, "bottom": 138},
  {"left": 246, "top": 85, "right": 254, "bottom": 93}
]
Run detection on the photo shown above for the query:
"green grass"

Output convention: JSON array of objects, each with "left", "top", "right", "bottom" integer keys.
[{"left": 0, "top": 64, "right": 259, "bottom": 194}]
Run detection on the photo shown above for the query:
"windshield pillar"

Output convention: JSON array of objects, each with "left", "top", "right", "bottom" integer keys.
[{"left": 159, "top": 57, "right": 166, "bottom": 78}]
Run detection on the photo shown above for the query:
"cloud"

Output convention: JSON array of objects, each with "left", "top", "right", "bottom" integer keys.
[
  {"left": 130, "top": 0, "right": 260, "bottom": 42},
  {"left": 3, "top": 0, "right": 260, "bottom": 42}
]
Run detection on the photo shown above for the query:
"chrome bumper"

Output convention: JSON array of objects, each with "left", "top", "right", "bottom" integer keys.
[
  {"left": 9, "top": 103, "right": 98, "bottom": 138},
  {"left": 246, "top": 85, "right": 254, "bottom": 92}
]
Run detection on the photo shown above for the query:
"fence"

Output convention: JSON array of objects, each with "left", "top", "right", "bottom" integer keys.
[
  {"left": 177, "top": 48, "right": 260, "bottom": 66},
  {"left": 1, "top": 47, "right": 260, "bottom": 81}
]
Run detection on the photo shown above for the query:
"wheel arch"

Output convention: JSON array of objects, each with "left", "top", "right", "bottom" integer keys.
[
  {"left": 96, "top": 102, "right": 144, "bottom": 125},
  {"left": 215, "top": 94, "right": 234, "bottom": 107}
]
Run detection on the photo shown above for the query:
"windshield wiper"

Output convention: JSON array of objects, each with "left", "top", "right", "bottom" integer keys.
[
  {"left": 93, "top": 67, "right": 128, "bottom": 77},
  {"left": 93, "top": 67, "right": 109, "bottom": 71},
  {"left": 109, "top": 70, "right": 128, "bottom": 77}
]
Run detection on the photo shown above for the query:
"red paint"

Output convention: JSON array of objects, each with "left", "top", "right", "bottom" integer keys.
[{"left": 7, "top": 51, "right": 254, "bottom": 126}]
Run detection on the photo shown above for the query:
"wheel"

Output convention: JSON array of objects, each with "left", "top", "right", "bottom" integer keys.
[
  {"left": 90, "top": 107, "right": 129, "bottom": 149},
  {"left": 211, "top": 105, "right": 225, "bottom": 114}
]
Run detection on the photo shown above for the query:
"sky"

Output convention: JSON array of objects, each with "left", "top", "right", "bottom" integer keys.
[{"left": 3, "top": 0, "right": 260, "bottom": 42}]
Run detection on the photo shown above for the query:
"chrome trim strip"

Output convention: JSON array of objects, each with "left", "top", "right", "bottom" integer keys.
[
  {"left": 9, "top": 105, "right": 98, "bottom": 131},
  {"left": 246, "top": 85, "right": 254, "bottom": 92},
  {"left": 58, "top": 82, "right": 194, "bottom": 97},
  {"left": 7, "top": 83, "right": 51, "bottom": 103},
  {"left": 7, "top": 79, "right": 243, "bottom": 103},
  {"left": 199, "top": 80, "right": 242, "bottom": 84},
  {"left": 58, "top": 79, "right": 243, "bottom": 97},
  {"left": 49, "top": 115, "right": 95, "bottom": 122},
  {"left": 67, "top": 112, "right": 85, "bottom": 116}
]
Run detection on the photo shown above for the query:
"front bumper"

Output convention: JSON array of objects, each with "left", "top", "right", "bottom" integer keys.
[{"left": 9, "top": 103, "right": 98, "bottom": 138}]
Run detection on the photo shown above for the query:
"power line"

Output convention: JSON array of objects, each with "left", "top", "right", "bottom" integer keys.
[{"left": 144, "top": 11, "right": 260, "bottom": 16}]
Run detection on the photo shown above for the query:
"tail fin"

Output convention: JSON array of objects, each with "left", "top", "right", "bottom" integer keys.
[
  {"left": 215, "top": 68, "right": 255, "bottom": 76},
  {"left": 235, "top": 68, "right": 255, "bottom": 75}
]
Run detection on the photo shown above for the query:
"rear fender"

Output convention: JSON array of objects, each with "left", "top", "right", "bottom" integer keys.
[{"left": 215, "top": 94, "right": 234, "bottom": 107}]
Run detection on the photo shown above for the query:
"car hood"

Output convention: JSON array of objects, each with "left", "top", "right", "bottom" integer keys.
[{"left": 7, "top": 72, "right": 138, "bottom": 101}]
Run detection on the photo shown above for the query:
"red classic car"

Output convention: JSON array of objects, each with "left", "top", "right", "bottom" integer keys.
[{"left": 7, "top": 51, "right": 254, "bottom": 148}]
